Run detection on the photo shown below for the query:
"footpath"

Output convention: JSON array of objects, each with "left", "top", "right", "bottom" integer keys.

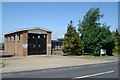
[{"left": 1, "top": 55, "right": 118, "bottom": 73}]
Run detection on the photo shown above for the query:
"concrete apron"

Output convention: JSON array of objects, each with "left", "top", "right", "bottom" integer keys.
[{"left": 1, "top": 55, "right": 118, "bottom": 73}]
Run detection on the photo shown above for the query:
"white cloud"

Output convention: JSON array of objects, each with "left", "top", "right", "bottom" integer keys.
[{"left": 52, "top": 31, "right": 64, "bottom": 40}]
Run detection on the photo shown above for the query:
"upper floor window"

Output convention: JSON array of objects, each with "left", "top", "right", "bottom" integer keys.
[
  {"left": 13, "top": 35, "right": 15, "bottom": 42},
  {"left": 6, "top": 37, "right": 8, "bottom": 42},
  {"left": 17, "top": 34, "right": 20, "bottom": 41},
  {"left": 10, "top": 36, "right": 12, "bottom": 41}
]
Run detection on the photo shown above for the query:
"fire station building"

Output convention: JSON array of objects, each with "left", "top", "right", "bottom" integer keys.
[{"left": 4, "top": 28, "right": 52, "bottom": 56}]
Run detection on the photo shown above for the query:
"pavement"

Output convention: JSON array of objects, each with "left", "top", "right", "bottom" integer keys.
[
  {"left": 0, "top": 50, "right": 13, "bottom": 57},
  {"left": 0, "top": 50, "right": 5, "bottom": 70},
  {"left": 2, "top": 61, "right": 119, "bottom": 78},
  {"left": 1, "top": 54, "right": 118, "bottom": 73}
]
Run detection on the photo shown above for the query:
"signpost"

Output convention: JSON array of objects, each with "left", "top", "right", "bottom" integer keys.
[{"left": 100, "top": 49, "right": 106, "bottom": 56}]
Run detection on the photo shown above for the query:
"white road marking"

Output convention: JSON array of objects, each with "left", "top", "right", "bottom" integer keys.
[{"left": 73, "top": 70, "right": 114, "bottom": 79}]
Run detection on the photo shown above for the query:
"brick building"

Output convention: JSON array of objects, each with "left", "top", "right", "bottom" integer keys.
[
  {"left": 52, "top": 38, "right": 63, "bottom": 50},
  {"left": 51, "top": 38, "right": 63, "bottom": 55},
  {"left": 4, "top": 28, "right": 52, "bottom": 56}
]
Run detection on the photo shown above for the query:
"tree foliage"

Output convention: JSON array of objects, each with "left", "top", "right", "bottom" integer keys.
[
  {"left": 62, "top": 21, "right": 83, "bottom": 56},
  {"left": 0, "top": 43, "right": 4, "bottom": 50},
  {"left": 112, "top": 29, "right": 120, "bottom": 55},
  {"left": 78, "top": 8, "right": 114, "bottom": 56}
]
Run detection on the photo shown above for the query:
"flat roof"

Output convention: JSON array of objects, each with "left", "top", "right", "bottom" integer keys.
[
  {"left": 52, "top": 39, "right": 63, "bottom": 42},
  {"left": 4, "top": 27, "right": 52, "bottom": 36}
]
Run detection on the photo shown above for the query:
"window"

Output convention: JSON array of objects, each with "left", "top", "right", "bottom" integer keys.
[
  {"left": 17, "top": 34, "right": 20, "bottom": 41},
  {"left": 10, "top": 36, "right": 12, "bottom": 41},
  {"left": 29, "top": 44, "right": 31, "bottom": 46},
  {"left": 6, "top": 37, "right": 8, "bottom": 42},
  {"left": 33, "top": 44, "right": 35, "bottom": 48},
  {"left": 33, "top": 36, "right": 35, "bottom": 39},
  {"left": 58, "top": 43, "right": 62, "bottom": 49},
  {"left": 44, "top": 35, "right": 46, "bottom": 38},
  {"left": 13, "top": 35, "right": 15, "bottom": 42},
  {"left": 38, "top": 35, "right": 40, "bottom": 39}
]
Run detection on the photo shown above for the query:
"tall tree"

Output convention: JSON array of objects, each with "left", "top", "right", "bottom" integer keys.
[
  {"left": 62, "top": 21, "right": 83, "bottom": 56},
  {"left": 78, "top": 8, "right": 114, "bottom": 56}
]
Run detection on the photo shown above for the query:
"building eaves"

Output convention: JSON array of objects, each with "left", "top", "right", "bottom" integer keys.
[{"left": 4, "top": 27, "right": 52, "bottom": 36}]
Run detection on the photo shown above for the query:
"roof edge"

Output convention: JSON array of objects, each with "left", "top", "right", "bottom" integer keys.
[{"left": 4, "top": 27, "right": 52, "bottom": 35}]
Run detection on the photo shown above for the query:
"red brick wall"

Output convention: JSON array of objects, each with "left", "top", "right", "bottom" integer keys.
[
  {"left": 4, "top": 30, "right": 51, "bottom": 56},
  {"left": 46, "top": 32, "right": 52, "bottom": 55},
  {"left": 4, "top": 31, "right": 28, "bottom": 56}
]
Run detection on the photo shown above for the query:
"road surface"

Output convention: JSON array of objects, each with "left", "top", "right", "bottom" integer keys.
[{"left": 2, "top": 61, "right": 119, "bottom": 79}]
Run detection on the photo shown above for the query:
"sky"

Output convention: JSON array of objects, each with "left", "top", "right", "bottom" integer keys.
[{"left": 2, "top": 2, "right": 118, "bottom": 42}]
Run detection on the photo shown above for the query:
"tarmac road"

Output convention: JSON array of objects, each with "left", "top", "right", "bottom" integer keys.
[{"left": 2, "top": 61, "right": 119, "bottom": 79}]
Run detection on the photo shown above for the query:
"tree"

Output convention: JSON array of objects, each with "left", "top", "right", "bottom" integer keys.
[
  {"left": 0, "top": 43, "right": 4, "bottom": 50},
  {"left": 78, "top": 8, "right": 114, "bottom": 56},
  {"left": 117, "top": 30, "right": 120, "bottom": 55},
  {"left": 112, "top": 29, "right": 120, "bottom": 56},
  {"left": 62, "top": 21, "right": 83, "bottom": 56},
  {"left": 98, "top": 24, "right": 114, "bottom": 56}
]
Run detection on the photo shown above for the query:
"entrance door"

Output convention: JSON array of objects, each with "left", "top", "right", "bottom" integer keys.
[{"left": 28, "top": 33, "right": 46, "bottom": 55}]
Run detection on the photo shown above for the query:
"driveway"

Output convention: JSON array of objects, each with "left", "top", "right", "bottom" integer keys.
[{"left": 1, "top": 55, "right": 118, "bottom": 73}]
